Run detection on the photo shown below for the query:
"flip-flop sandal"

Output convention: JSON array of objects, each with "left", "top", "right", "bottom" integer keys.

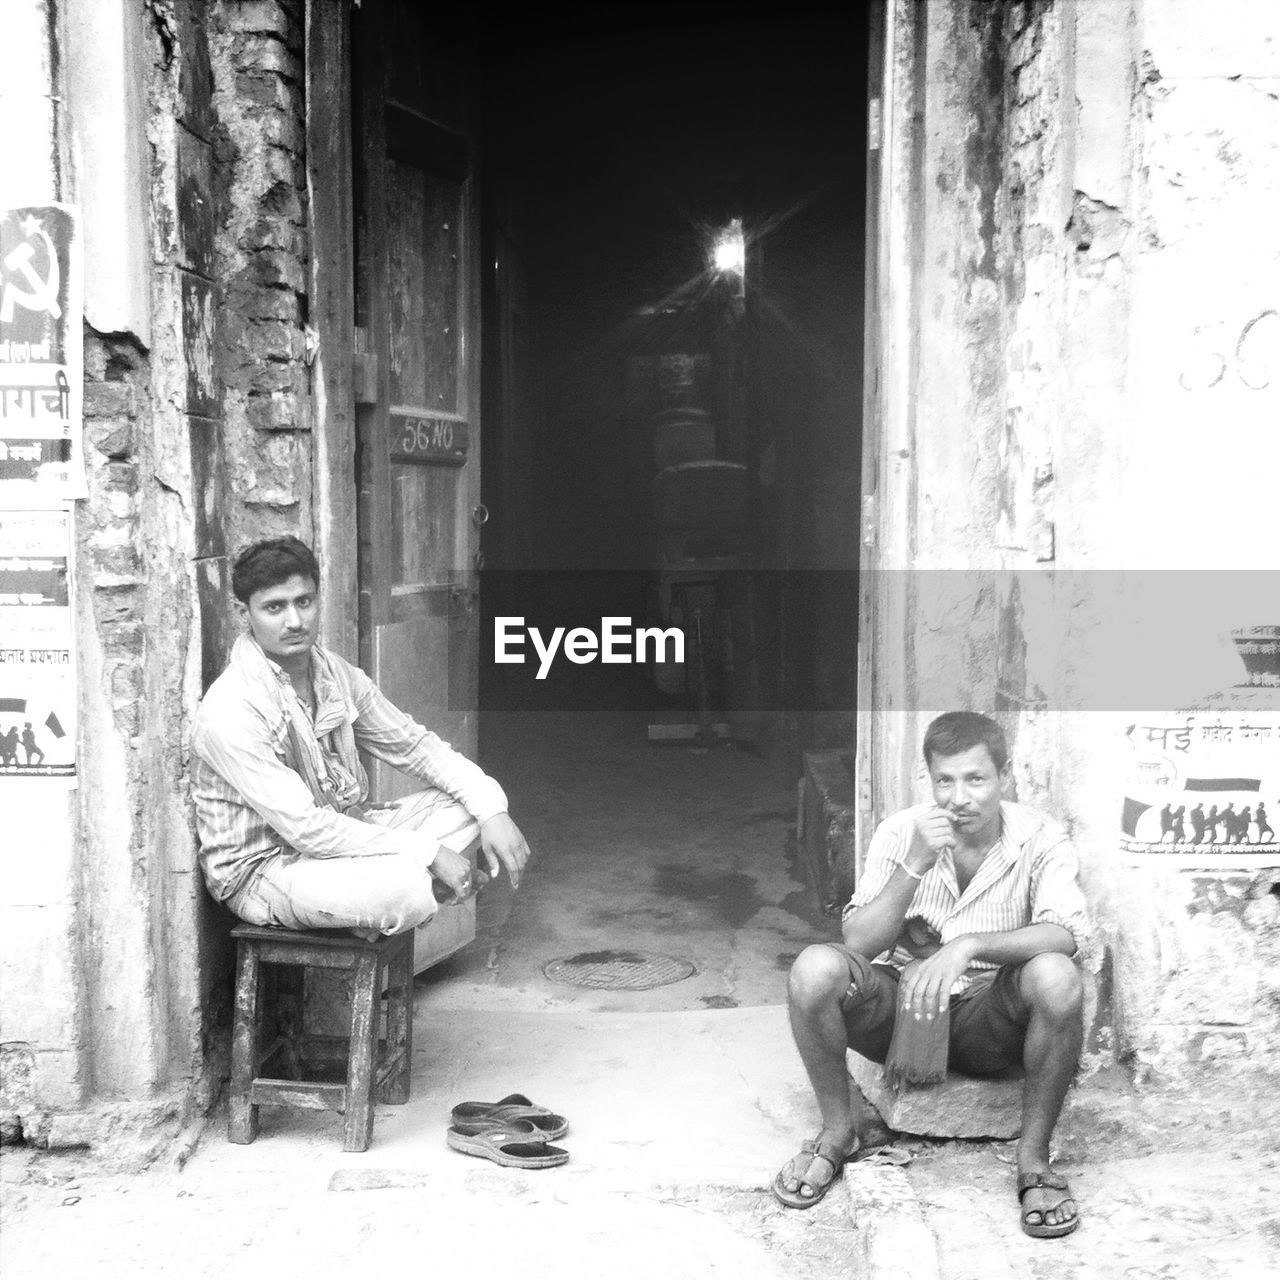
[
  {"left": 1017, "top": 1171, "right": 1080, "bottom": 1238},
  {"left": 771, "top": 1136, "right": 856, "bottom": 1209},
  {"left": 450, "top": 1093, "right": 569, "bottom": 1141},
  {"left": 446, "top": 1123, "right": 569, "bottom": 1169},
  {"left": 861, "top": 1145, "right": 912, "bottom": 1166}
]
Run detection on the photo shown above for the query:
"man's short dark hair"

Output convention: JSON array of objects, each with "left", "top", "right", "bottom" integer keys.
[
  {"left": 231, "top": 536, "right": 319, "bottom": 604},
  {"left": 922, "top": 711, "right": 1009, "bottom": 773}
]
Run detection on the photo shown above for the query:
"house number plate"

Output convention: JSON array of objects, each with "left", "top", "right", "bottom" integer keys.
[{"left": 390, "top": 411, "right": 469, "bottom": 466}]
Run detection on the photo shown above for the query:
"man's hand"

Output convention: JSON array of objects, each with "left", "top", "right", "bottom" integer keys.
[
  {"left": 898, "top": 937, "right": 975, "bottom": 1021},
  {"left": 479, "top": 813, "right": 531, "bottom": 889},
  {"left": 907, "top": 805, "right": 958, "bottom": 874},
  {"left": 430, "top": 845, "right": 474, "bottom": 900}
]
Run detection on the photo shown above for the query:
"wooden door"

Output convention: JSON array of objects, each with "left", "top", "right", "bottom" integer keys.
[
  {"left": 354, "top": 2, "right": 481, "bottom": 804},
  {"left": 353, "top": 3, "right": 481, "bottom": 969}
]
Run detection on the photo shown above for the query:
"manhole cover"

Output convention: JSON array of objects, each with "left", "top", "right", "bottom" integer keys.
[{"left": 543, "top": 949, "right": 696, "bottom": 991}]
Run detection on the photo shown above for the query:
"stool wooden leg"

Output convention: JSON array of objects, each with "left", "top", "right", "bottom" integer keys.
[
  {"left": 381, "top": 934, "right": 412, "bottom": 1105},
  {"left": 229, "top": 943, "right": 260, "bottom": 1144},
  {"left": 343, "top": 949, "right": 379, "bottom": 1152}
]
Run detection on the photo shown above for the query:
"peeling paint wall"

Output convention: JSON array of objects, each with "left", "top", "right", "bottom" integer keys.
[
  {"left": 2, "top": 0, "right": 323, "bottom": 1142},
  {"left": 0, "top": 0, "right": 89, "bottom": 1127},
  {"left": 869, "top": 0, "right": 1280, "bottom": 1081}
]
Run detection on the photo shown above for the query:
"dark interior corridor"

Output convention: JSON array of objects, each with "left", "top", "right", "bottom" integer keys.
[
  {"left": 455, "top": 9, "right": 870, "bottom": 1010},
  {"left": 476, "top": 7, "right": 866, "bottom": 740}
]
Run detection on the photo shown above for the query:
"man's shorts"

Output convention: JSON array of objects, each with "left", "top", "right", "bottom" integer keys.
[{"left": 833, "top": 946, "right": 1031, "bottom": 1077}]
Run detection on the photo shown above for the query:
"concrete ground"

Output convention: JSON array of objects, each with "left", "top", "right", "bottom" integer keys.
[{"left": 4, "top": 708, "right": 1280, "bottom": 1277}]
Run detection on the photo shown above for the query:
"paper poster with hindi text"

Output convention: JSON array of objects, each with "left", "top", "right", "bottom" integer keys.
[
  {"left": 1, "top": 205, "right": 85, "bottom": 500},
  {"left": 0, "top": 508, "right": 76, "bottom": 782}
]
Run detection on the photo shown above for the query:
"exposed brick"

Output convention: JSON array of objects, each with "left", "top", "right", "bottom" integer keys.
[
  {"left": 102, "top": 462, "right": 139, "bottom": 494},
  {"left": 91, "top": 544, "right": 143, "bottom": 579},
  {"left": 244, "top": 318, "right": 295, "bottom": 361},
  {"left": 246, "top": 394, "right": 297, "bottom": 431},
  {"left": 241, "top": 216, "right": 304, "bottom": 256},
  {"left": 44, "top": 1113, "right": 94, "bottom": 1151},
  {"left": 93, "top": 583, "right": 142, "bottom": 625},
  {"left": 105, "top": 622, "right": 145, "bottom": 659},
  {"left": 247, "top": 360, "right": 306, "bottom": 396},
  {"left": 233, "top": 36, "right": 303, "bottom": 84},
  {"left": 246, "top": 364, "right": 290, "bottom": 395},
  {"left": 84, "top": 382, "right": 137, "bottom": 419},
  {"left": 110, "top": 668, "right": 144, "bottom": 733},
  {"left": 225, "top": 0, "right": 296, "bottom": 39},
  {"left": 235, "top": 70, "right": 291, "bottom": 112},
  {"left": 86, "top": 417, "right": 135, "bottom": 459},
  {"left": 260, "top": 181, "right": 304, "bottom": 225},
  {"left": 0, "top": 1044, "right": 35, "bottom": 1113},
  {"left": 250, "top": 249, "right": 306, "bottom": 293},
  {"left": 225, "top": 277, "right": 299, "bottom": 323},
  {"left": 258, "top": 109, "right": 305, "bottom": 155},
  {"left": 262, "top": 145, "right": 304, "bottom": 191}
]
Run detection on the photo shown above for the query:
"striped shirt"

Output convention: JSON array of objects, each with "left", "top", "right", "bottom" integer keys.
[
  {"left": 190, "top": 635, "right": 508, "bottom": 902},
  {"left": 843, "top": 801, "right": 1089, "bottom": 991}
]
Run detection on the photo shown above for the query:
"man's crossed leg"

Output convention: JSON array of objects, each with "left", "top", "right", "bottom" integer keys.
[{"left": 229, "top": 789, "right": 480, "bottom": 936}]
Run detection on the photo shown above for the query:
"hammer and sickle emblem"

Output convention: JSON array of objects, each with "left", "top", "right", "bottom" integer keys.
[{"left": 1, "top": 217, "right": 62, "bottom": 323}]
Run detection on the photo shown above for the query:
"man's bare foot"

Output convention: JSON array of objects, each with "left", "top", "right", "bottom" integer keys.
[
  {"left": 772, "top": 1123, "right": 862, "bottom": 1208},
  {"left": 1016, "top": 1152, "right": 1079, "bottom": 1238}
]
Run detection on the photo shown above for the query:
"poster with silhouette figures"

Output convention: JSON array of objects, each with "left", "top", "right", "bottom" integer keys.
[
  {"left": 1120, "top": 628, "right": 1280, "bottom": 864},
  {"left": 0, "top": 508, "right": 75, "bottom": 781},
  {"left": 0, "top": 204, "right": 84, "bottom": 499}
]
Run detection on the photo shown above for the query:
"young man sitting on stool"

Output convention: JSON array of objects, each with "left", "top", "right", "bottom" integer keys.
[
  {"left": 192, "top": 536, "right": 529, "bottom": 938},
  {"left": 774, "top": 711, "right": 1088, "bottom": 1239}
]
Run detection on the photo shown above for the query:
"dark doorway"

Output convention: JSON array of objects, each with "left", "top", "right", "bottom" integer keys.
[{"left": 476, "top": 9, "right": 868, "bottom": 757}]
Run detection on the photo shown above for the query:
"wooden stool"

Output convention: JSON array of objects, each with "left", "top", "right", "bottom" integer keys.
[{"left": 228, "top": 924, "right": 414, "bottom": 1152}]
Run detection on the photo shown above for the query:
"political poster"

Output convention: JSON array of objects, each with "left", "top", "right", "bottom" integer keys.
[
  {"left": 0, "top": 204, "right": 84, "bottom": 500},
  {"left": 0, "top": 507, "right": 75, "bottom": 782}
]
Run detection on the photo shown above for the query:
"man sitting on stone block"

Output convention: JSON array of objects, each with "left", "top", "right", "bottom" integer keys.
[
  {"left": 774, "top": 711, "right": 1088, "bottom": 1239},
  {"left": 191, "top": 536, "right": 530, "bottom": 938}
]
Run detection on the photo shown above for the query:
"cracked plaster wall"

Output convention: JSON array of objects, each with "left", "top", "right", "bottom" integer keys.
[
  {"left": 2, "top": 0, "right": 320, "bottom": 1140},
  {"left": 873, "top": 0, "right": 1280, "bottom": 1080}
]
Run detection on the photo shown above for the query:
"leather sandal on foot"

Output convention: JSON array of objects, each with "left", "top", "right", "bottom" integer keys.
[
  {"left": 771, "top": 1136, "right": 856, "bottom": 1209},
  {"left": 446, "top": 1122, "right": 569, "bottom": 1169},
  {"left": 450, "top": 1092, "right": 568, "bottom": 1141},
  {"left": 1017, "top": 1171, "right": 1080, "bottom": 1238}
]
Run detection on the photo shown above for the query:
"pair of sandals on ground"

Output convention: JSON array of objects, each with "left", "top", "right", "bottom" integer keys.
[
  {"left": 773, "top": 1134, "right": 1079, "bottom": 1239},
  {"left": 446, "top": 1093, "right": 570, "bottom": 1168}
]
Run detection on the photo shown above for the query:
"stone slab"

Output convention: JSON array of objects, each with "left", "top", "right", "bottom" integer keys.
[
  {"left": 844, "top": 1163, "right": 940, "bottom": 1280},
  {"left": 848, "top": 1050, "right": 1023, "bottom": 1140}
]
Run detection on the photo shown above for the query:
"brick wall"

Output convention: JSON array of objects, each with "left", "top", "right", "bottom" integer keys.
[{"left": 209, "top": 0, "right": 313, "bottom": 574}]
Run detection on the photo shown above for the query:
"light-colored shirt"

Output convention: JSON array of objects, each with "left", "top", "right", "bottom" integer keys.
[
  {"left": 190, "top": 635, "right": 508, "bottom": 901},
  {"left": 843, "top": 801, "right": 1090, "bottom": 991}
]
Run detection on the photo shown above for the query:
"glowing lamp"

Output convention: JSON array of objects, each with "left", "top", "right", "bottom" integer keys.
[{"left": 711, "top": 220, "right": 745, "bottom": 277}]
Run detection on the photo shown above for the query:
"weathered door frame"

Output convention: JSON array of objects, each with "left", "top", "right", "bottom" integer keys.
[
  {"left": 306, "top": 0, "right": 359, "bottom": 659},
  {"left": 856, "top": 0, "right": 923, "bottom": 870}
]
